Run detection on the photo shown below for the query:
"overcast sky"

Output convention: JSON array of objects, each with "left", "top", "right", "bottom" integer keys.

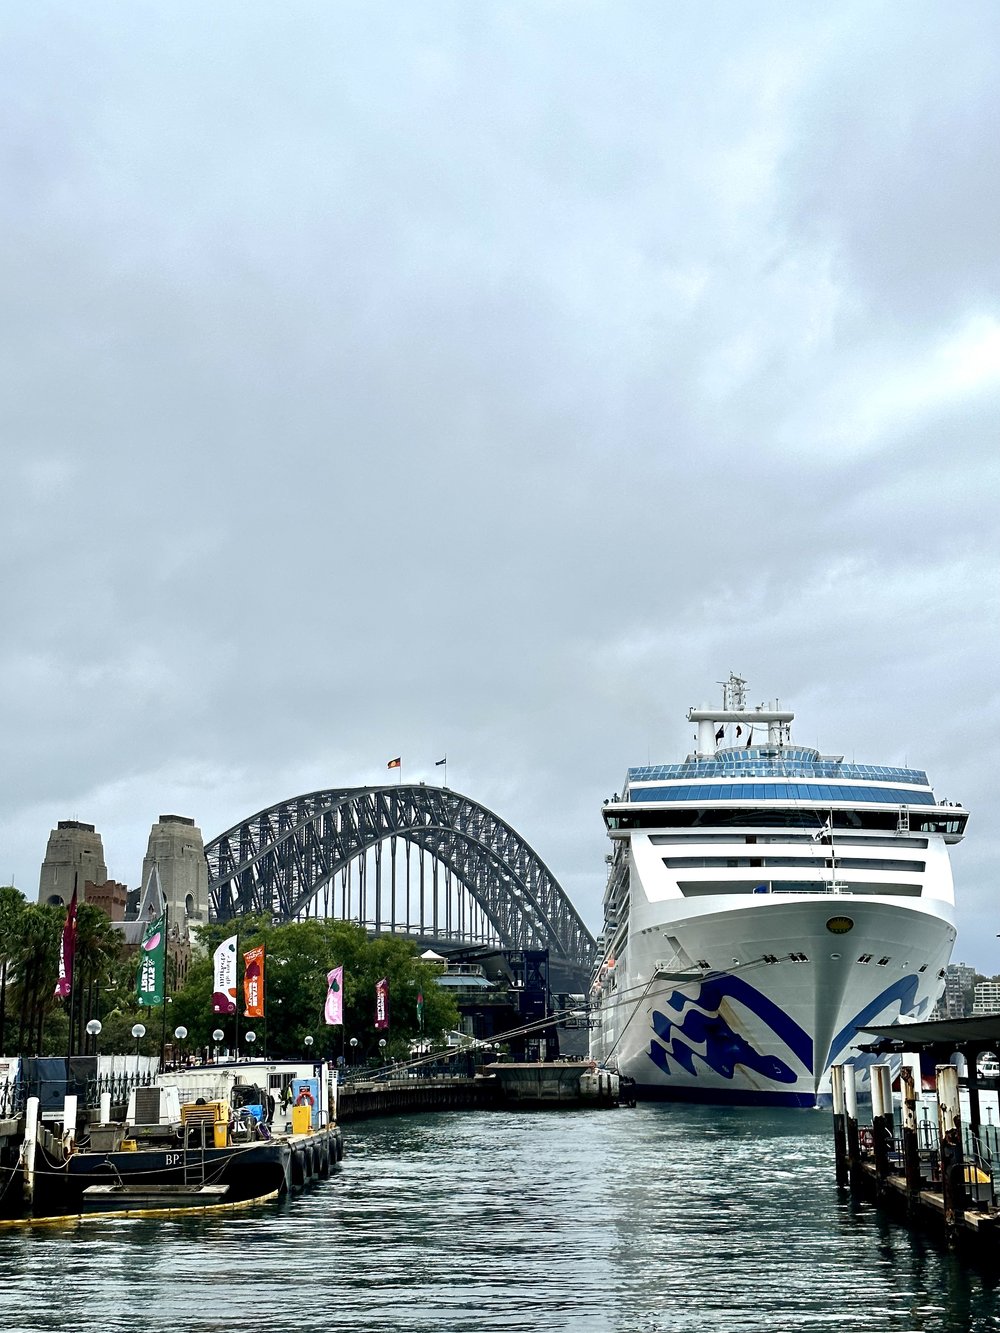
[{"left": 1, "top": 2, "right": 998, "bottom": 969}]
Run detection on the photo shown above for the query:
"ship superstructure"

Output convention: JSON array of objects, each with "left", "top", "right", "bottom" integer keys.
[{"left": 589, "top": 675, "right": 967, "bottom": 1106}]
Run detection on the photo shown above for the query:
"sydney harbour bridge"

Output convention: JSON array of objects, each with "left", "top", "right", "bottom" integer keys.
[{"left": 204, "top": 785, "right": 597, "bottom": 991}]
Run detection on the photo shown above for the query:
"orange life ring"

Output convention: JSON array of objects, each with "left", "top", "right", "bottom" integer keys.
[{"left": 294, "top": 1087, "right": 315, "bottom": 1107}]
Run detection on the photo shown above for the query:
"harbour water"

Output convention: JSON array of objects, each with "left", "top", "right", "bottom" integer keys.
[{"left": 1, "top": 1104, "right": 999, "bottom": 1332}]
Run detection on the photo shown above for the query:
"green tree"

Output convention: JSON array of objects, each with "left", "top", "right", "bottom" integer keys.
[
  {"left": 0, "top": 886, "right": 26, "bottom": 1054},
  {"left": 168, "top": 919, "right": 458, "bottom": 1063},
  {"left": 10, "top": 902, "right": 62, "bottom": 1053}
]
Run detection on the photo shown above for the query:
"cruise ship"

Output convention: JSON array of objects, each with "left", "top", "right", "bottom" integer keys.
[{"left": 589, "top": 676, "right": 967, "bottom": 1106}]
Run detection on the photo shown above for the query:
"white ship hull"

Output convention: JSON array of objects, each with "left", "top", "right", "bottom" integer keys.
[
  {"left": 589, "top": 676, "right": 965, "bottom": 1107},
  {"left": 590, "top": 893, "right": 954, "bottom": 1107}
]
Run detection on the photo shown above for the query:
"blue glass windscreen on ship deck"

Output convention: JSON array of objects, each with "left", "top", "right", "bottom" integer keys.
[
  {"left": 628, "top": 752, "right": 930, "bottom": 784},
  {"left": 625, "top": 783, "right": 936, "bottom": 804}
]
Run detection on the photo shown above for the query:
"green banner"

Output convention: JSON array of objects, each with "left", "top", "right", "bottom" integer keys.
[{"left": 136, "top": 912, "right": 166, "bottom": 1007}]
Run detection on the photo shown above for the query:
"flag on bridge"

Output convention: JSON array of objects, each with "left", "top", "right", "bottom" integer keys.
[
  {"left": 387, "top": 757, "right": 401, "bottom": 769},
  {"left": 435, "top": 757, "right": 446, "bottom": 766}
]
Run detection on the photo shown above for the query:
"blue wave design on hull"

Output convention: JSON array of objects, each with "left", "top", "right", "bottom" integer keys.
[
  {"left": 825, "top": 974, "right": 926, "bottom": 1069},
  {"left": 647, "top": 974, "right": 813, "bottom": 1085}
]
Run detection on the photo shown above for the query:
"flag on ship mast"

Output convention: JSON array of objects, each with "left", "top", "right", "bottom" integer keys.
[
  {"left": 54, "top": 884, "right": 78, "bottom": 998},
  {"left": 136, "top": 911, "right": 166, "bottom": 1007}
]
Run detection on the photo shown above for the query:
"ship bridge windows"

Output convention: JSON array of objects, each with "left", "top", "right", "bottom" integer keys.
[
  {"left": 648, "top": 832, "right": 929, "bottom": 849},
  {"left": 627, "top": 783, "right": 937, "bottom": 805},
  {"left": 607, "top": 807, "right": 966, "bottom": 836},
  {"left": 675, "top": 880, "right": 924, "bottom": 897}
]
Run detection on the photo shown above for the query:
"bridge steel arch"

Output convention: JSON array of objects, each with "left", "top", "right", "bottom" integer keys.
[{"left": 205, "top": 785, "right": 596, "bottom": 978}]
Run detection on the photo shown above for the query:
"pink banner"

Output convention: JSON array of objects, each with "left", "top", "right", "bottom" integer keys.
[
  {"left": 54, "top": 887, "right": 78, "bottom": 998},
  {"left": 375, "top": 976, "right": 390, "bottom": 1031},
  {"left": 325, "top": 966, "right": 343, "bottom": 1026}
]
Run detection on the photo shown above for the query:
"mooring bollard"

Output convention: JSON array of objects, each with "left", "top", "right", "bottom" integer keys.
[
  {"left": 831, "top": 1064, "right": 849, "bottom": 1188},
  {"left": 844, "top": 1063, "right": 860, "bottom": 1190},
  {"left": 936, "top": 1062, "right": 965, "bottom": 1238},
  {"left": 899, "top": 1062, "right": 921, "bottom": 1201}
]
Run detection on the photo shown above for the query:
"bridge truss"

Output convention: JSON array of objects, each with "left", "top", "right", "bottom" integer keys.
[{"left": 205, "top": 785, "right": 596, "bottom": 980}]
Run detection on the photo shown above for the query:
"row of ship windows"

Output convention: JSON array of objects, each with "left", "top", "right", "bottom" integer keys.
[
  {"left": 628, "top": 759, "right": 929, "bottom": 783},
  {"left": 649, "top": 832, "right": 930, "bottom": 849},
  {"left": 628, "top": 783, "right": 936, "bottom": 805},
  {"left": 607, "top": 810, "right": 966, "bottom": 835},
  {"left": 662, "top": 856, "right": 925, "bottom": 872},
  {"left": 676, "top": 881, "right": 923, "bottom": 897},
  {"left": 689, "top": 956, "right": 941, "bottom": 972}
]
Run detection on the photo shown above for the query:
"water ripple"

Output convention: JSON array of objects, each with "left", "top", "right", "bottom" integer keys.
[{"left": 0, "top": 1106, "right": 999, "bottom": 1332}]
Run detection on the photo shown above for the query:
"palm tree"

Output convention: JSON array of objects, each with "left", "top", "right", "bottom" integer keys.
[
  {"left": 73, "top": 904, "right": 124, "bottom": 1053},
  {"left": 0, "top": 887, "right": 26, "bottom": 1054},
  {"left": 12, "top": 904, "right": 62, "bottom": 1053}
]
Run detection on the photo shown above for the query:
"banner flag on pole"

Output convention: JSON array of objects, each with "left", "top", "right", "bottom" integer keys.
[
  {"left": 416, "top": 990, "right": 424, "bottom": 1033},
  {"left": 54, "top": 886, "right": 79, "bottom": 998},
  {"left": 387, "top": 757, "right": 401, "bottom": 769},
  {"left": 212, "top": 935, "right": 238, "bottom": 1014},
  {"left": 243, "top": 945, "right": 265, "bottom": 1018},
  {"left": 435, "top": 757, "right": 446, "bottom": 766},
  {"left": 325, "top": 966, "right": 344, "bottom": 1026},
  {"left": 375, "top": 976, "right": 390, "bottom": 1031},
  {"left": 136, "top": 912, "right": 166, "bottom": 1007}
]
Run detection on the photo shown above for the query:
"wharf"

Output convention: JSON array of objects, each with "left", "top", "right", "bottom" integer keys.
[
  {"left": 338, "top": 1075, "right": 499, "bottom": 1121},
  {"left": 337, "top": 1063, "right": 621, "bottom": 1120},
  {"left": 832, "top": 1015, "right": 1000, "bottom": 1260}
]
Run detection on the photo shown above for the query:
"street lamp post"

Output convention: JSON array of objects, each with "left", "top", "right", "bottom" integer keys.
[
  {"left": 212, "top": 1028, "right": 224, "bottom": 1063},
  {"left": 174, "top": 1025, "right": 188, "bottom": 1068},
  {"left": 86, "top": 1018, "right": 102, "bottom": 1056},
  {"left": 349, "top": 1036, "right": 358, "bottom": 1069},
  {"left": 245, "top": 1030, "right": 257, "bottom": 1061},
  {"left": 131, "top": 1023, "right": 146, "bottom": 1080},
  {"left": 378, "top": 1037, "right": 387, "bottom": 1070}
]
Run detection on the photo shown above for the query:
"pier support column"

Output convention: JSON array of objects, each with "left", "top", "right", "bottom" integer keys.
[
  {"left": 831, "top": 1065, "right": 849, "bottom": 1188},
  {"left": 899, "top": 1063, "right": 921, "bottom": 1204},
  {"left": 871, "top": 1064, "right": 893, "bottom": 1192},
  {"left": 844, "top": 1064, "right": 860, "bottom": 1191},
  {"left": 936, "top": 1063, "right": 965, "bottom": 1241}
]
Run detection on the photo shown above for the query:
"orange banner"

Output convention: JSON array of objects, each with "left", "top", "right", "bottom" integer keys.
[{"left": 243, "top": 946, "right": 265, "bottom": 1019}]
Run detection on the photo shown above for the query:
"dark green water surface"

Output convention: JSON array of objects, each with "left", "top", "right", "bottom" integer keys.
[{"left": 0, "top": 1105, "right": 998, "bottom": 1333}]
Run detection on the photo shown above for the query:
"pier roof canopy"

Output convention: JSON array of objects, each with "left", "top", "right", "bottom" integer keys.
[{"left": 861, "top": 1015, "right": 1000, "bottom": 1052}]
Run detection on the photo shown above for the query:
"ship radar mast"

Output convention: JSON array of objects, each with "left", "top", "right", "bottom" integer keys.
[{"left": 689, "top": 672, "right": 794, "bottom": 757}]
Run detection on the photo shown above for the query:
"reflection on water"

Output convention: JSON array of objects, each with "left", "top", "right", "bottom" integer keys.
[{"left": 0, "top": 1105, "right": 998, "bottom": 1332}]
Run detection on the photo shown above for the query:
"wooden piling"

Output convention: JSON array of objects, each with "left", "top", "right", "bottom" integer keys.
[
  {"left": 936, "top": 1062, "right": 965, "bottom": 1240},
  {"left": 898, "top": 1063, "right": 921, "bottom": 1203},
  {"left": 871, "top": 1063, "right": 893, "bottom": 1192},
  {"left": 844, "top": 1063, "right": 860, "bottom": 1191},
  {"left": 830, "top": 1064, "right": 848, "bottom": 1188}
]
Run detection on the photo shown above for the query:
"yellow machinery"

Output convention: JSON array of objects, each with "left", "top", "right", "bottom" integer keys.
[{"left": 180, "top": 1100, "right": 230, "bottom": 1149}]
